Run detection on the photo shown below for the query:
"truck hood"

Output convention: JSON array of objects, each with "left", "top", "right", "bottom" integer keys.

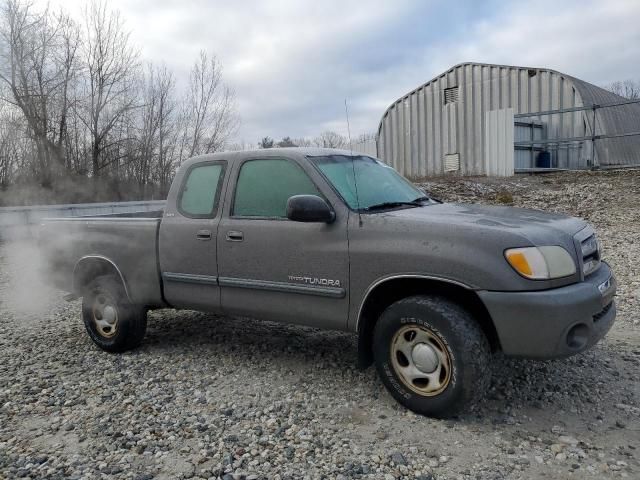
[
  {"left": 374, "top": 202, "right": 587, "bottom": 243},
  {"left": 352, "top": 202, "right": 588, "bottom": 291}
]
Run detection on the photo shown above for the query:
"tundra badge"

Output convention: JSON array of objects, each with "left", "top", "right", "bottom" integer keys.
[{"left": 288, "top": 275, "right": 341, "bottom": 287}]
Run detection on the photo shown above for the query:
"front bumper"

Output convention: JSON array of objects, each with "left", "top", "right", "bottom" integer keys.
[{"left": 478, "top": 262, "right": 616, "bottom": 359}]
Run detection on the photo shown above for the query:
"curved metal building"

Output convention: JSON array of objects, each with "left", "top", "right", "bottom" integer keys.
[{"left": 376, "top": 62, "right": 640, "bottom": 176}]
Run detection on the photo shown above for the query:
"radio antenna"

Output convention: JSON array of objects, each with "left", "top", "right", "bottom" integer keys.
[{"left": 344, "top": 98, "right": 362, "bottom": 227}]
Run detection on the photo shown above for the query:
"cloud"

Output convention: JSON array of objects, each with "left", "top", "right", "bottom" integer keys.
[
  {"left": 426, "top": 0, "right": 640, "bottom": 84},
  {"left": 47, "top": 0, "right": 640, "bottom": 144}
]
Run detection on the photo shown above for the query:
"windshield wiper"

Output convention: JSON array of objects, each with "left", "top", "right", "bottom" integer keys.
[
  {"left": 362, "top": 195, "right": 435, "bottom": 212},
  {"left": 413, "top": 194, "right": 442, "bottom": 204},
  {"left": 363, "top": 200, "right": 424, "bottom": 211}
]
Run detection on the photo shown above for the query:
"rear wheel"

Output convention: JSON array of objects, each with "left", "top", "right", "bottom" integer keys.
[
  {"left": 82, "top": 275, "right": 147, "bottom": 352},
  {"left": 373, "top": 295, "right": 490, "bottom": 417}
]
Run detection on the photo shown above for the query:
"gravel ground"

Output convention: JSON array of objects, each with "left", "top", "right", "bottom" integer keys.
[{"left": 1, "top": 169, "right": 639, "bottom": 480}]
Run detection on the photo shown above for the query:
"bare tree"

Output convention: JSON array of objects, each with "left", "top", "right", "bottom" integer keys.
[
  {"left": 313, "top": 131, "right": 347, "bottom": 149},
  {"left": 258, "top": 136, "right": 274, "bottom": 149},
  {"left": 0, "top": 1, "right": 240, "bottom": 204},
  {"left": 277, "top": 136, "right": 296, "bottom": 147},
  {"left": 292, "top": 137, "right": 313, "bottom": 147},
  {"left": 135, "top": 63, "right": 177, "bottom": 194},
  {"left": 178, "top": 50, "right": 238, "bottom": 162},
  {"left": 226, "top": 139, "right": 253, "bottom": 151},
  {"left": 603, "top": 79, "right": 640, "bottom": 99},
  {"left": 356, "top": 132, "right": 375, "bottom": 143},
  {"left": 153, "top": 66, "right": 179, "bottom": 194},
  {"left": 56, "top": 11, "right": 81, "bottom": 171},
  {"left": 0, "top": 0, "right": 80, "bottom": 186},
  {"left": 79, "top": 0, "right": 139, "bottom": 177},
  {"left": 0, "top": 100, "right": 22, "bottom": 187}
]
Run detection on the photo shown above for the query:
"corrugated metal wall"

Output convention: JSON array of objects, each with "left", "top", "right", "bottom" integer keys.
[
  {"left": 570, "top": 78, "right": 640, "bottom": 167},
  {"left": 485, "top": 109, "right": 514, "bottom": 176},
  {"left": 377, "top": 63, "right": 591, "bottom": 176}
]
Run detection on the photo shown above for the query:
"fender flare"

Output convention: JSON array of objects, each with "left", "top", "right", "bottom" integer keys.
[
  {"left": 73, "top": 255, "right": 132, "bottom": 301},
  {"left": 355, "top": 274, "right": 476, "bottom": 332}
]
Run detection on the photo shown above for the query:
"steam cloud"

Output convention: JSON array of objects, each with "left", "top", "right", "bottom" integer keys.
[{"left": 0, "top": 227, "right": 59, "bottom": 320}]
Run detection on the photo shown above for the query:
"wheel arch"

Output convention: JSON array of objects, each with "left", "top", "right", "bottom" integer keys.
[
  {"left": 356, "top": 276, "right": 500, "bottom": 369},
  {"left": 73, "top": 255, "right": 131, "bottom": 300}
]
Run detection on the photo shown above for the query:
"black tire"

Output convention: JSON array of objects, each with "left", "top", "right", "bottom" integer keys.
[
  {"left": 82, "top": 274, "right": 147, "bottom": 352},
  {"left": 373, "top": 295, "right": 490, "bottom": 418}
]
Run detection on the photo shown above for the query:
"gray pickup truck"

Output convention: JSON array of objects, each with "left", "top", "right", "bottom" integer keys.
[{"left": 42, "top": 148, "right": 617, "bottom": 417}]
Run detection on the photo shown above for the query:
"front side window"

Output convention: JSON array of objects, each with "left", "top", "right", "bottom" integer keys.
[
  {"left": 179, "top": 163, "right": 225, "bottom": 217},
  {"left": 233, "top": 158, "right": 320, "bottom": 218},
  {"left": 309, "top": 155, "right": 425, "bottom": 210}
]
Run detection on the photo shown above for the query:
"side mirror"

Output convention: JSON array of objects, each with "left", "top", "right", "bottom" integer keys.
[{"left": 286, "top": 195, "right": 335, "bottom": 223}]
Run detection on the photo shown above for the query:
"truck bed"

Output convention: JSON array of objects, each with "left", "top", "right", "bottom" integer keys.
[{"left": 41, "top": 214, "right": 165, "bottom": 306}]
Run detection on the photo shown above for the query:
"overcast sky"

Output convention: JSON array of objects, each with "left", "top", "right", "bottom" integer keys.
[{"left": 52, "top": 0, "right": 640, "bottom": 144}]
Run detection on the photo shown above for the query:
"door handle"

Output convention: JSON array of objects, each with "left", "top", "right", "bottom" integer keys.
[
  {"left": 226, "top": 230, "right": 244, "bottom": 242},
  {"left": 196, "top": 229, "right": 212, "bottom": 241}
]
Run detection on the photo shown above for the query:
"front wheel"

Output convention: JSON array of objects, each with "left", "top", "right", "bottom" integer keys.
[
  {"left": 373, "top": 295, "right": 490, "bottom": 417},
  {"left": 82, "top": 275, "right": 147, "bottom": 352}
]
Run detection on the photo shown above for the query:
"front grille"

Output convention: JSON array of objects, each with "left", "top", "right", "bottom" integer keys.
[
  {"left": 593, "top": 301, "right": 613, "bottom": 322},
  {"left": 580, "top": 234, "right": 601, "bottom": 277}
]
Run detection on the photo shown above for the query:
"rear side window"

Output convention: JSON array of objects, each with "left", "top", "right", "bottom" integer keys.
[
  {"left": 233, "top": 158, "right": 320, "bottom": 218},
  {"left": 179, "top": 163, "right": 225, "bottom": 217}
]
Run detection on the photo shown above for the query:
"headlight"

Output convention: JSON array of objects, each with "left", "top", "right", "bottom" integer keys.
[
  {"left": 505, "top": 246, "right": 576, "bottom": 280},
  {"left": 581, "top": 235, "right": 599, "bottom": 257}
]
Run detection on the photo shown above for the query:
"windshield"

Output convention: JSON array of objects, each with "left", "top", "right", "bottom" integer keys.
[{"left": 309, "top": 155, "right": 427, "bottom": 211}]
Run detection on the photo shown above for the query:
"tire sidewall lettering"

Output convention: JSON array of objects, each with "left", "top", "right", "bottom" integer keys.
[{"left": 382, "top": 362, "right": 411, "bottom": 399}]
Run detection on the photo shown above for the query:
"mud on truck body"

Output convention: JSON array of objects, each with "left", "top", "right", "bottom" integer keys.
[{"left": 42, "top": 148, "right": 616, "bottom": 417}]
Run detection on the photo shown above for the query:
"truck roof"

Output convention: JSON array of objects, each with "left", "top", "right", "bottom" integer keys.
[{"left": 181, "top": 147, "right": 367, "bottom": 168}]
